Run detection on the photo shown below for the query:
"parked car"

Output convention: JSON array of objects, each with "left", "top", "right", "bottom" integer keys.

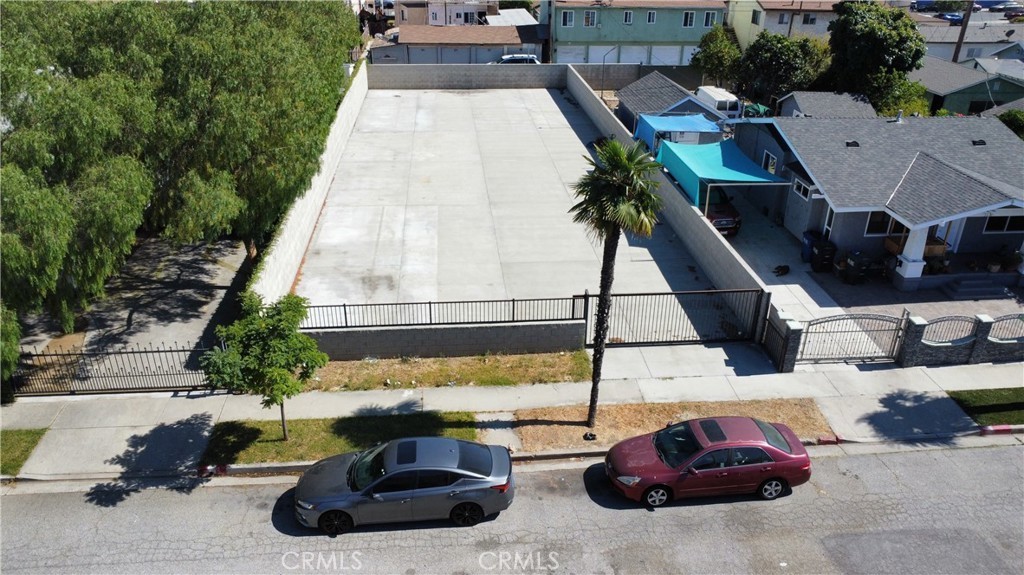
[
  {"left": 702, "top": 188, "right": 743, "bottom": 236},
  {"left": 489, "top": 54, "right": 540, "bottom": 65},
  {"left": 1004, "top": 8, "right": 1024, "bottom": 17},
  {"left": 937, "top": 12, "right": 965, "bottom": 24},
  {"left": 295, "top": 437, "right": 515, "bottom": 534},
  {"left": 990, "top": 1, "right": 1023, "bottom": 11},
  {"left": 605, "top": 416, "right": 812, "bottom": 507}
]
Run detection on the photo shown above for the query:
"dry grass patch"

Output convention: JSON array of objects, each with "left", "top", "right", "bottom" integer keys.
[
  {"left": 514, "top": 399, "right": 833, "bottom": 453},
  {"left": 310, "top": 351, "right": 591, "bottom": 391}
]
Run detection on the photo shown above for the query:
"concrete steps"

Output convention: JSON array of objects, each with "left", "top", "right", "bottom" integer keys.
[{"left": 940, "top": 278, "right": 1012, "bottom": 301}]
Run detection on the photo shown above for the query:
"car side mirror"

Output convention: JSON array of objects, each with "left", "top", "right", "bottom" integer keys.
[
  {"left": 371, "top": 493, "right": 383, "bottom": 502},
  {"left": 687, "top": 467, "right": 698, "bottom": 475}
]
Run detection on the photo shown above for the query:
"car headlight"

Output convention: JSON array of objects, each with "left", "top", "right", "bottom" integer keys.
[
  {"left": 295, "top": 499, "right": 316, "bottom": 510},
  {"left": 616, "top": 475, "right": 642, "bottom": 487}
]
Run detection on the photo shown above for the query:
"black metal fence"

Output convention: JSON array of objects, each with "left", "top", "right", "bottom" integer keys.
[
  {"left": 797, "top": 312, "right": 907, "bottom": 362},
  {"left": 11, "top": 342, "right": 211, "bottom": 395},
  {"left": 990, "top": 314, "right": 1024, "bottom": 341},
  {"left": 761, "top": 319, "right": 787, "bottom": 370},
  {"left": 301, "top": 297, "right": 585, "bottom": 330},
  {"left": 922, "top": 316, "right": 980, "bottom": 344}
]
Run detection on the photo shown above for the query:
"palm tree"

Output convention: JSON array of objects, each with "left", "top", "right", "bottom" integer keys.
[{"left": 570, "top": 139, "right": 662, "bottom": 428}]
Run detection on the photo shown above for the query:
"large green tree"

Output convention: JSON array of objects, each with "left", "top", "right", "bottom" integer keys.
[
  {"left": 201, "top": 293, "right": 328, "bottom": 441},
  {"left": 691, "top": 25, "right": 741, "bottom": 88},
  {"left": 827, "top": 2, "right": 926, "bottom": 106},
  {"left": 737, "top": 32, "right": 824, "bottom": 103},
  {"left": 570, "top": 141, "right": 662, "bottom": 428}
]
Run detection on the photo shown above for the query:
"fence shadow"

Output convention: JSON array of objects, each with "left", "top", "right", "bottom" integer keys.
[
  {"left": 84, "top": 413, "right": 213, "bottom": 507},
  {"left": 332, "top": 408, "right": 476, "bottom": 447},
  {"left": 855, "top": 390, "right": 977, "bottom": 446}
]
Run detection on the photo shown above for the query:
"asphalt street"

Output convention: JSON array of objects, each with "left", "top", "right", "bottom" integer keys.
[{"left": 1, "top": 445, "right": 1021, "bottom": 575}]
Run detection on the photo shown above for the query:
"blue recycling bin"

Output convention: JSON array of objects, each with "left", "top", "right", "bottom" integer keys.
[{"left": 801, "top": 231, "right": 822, "bottom": 263}]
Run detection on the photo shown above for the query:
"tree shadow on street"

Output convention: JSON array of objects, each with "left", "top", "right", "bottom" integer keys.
[
  {"left": 856, "top": 390, "right": 977, "bottom": 446},
  {"left": 84, "top": 413, "right": 213, "bottom": 507}
]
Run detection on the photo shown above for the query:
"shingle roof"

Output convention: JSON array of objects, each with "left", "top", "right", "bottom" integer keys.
[
  {"left": 980, "top": 96, "right": 1024, "bottom": 116},
  {"left": 398, "top": 24, "right": 539, "bottom": 45},
  {"left": 772, "top": 117, "right": 1024, "bottom": 217},
  {"left": 616, "top": 71, "right": 697, "bottom": 115},
  {"left": 964, "top": 57, "right": 1024, "bottom": 81},
  {"left": 756, "top": 0, "right": 837, "bottom": 12},
  {"left": 777, "top": 91, "right": 877, "bottom": 118},
  {"left": 918, "top": 23, "right": 1024, "bottom": 44},
  {"left": 886, "top": 153, "right": 1017, "bottom": 226},
  {"left": 909, "top": 55, "right": 998, "bottom": 96}
]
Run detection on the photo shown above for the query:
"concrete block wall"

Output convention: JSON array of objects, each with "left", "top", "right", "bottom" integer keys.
[
  {"left": 899, "top": 315, "right": 1024, "bottom": 367},
  {"left": 250, "top": 65, "right": 370, "bottom": 303},
  {"left": 306, "top": 322, "right": 586, "bottom": 360},
  {"left": 568, "top": 64, "right": 643, "bottom": 92},
  {"left": 367, "top": 64, "right": 567, "bottom": 90},
  {"left": 970, "top": 315, "right": 1024, "bottom": 364}
]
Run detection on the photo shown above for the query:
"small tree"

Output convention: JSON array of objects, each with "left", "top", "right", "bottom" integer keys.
[
  {"left": 997, "top": 109, "right": 1024, "bottom": 139},
  {"left": 201, "top": 292, "right": 328, "bottom": 440},
  {"left": 691, "top": 25, "right": 741, "bottom": 88},
  {"left": 868, "top": 73, "right": 931, "bottom": 117},
  {"left": 737, "top": 32, "right": 810, "bottom": 103}
]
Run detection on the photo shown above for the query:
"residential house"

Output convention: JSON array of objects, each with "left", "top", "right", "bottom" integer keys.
[
  {"left": 730, "top": 116, "right": 1023, "bottom": 291},
  {"left": 917, "top": 23, "right": 1024, "bottom": 62},
  {"left": 486, "top": 9, "right": 540, "bottom": 26},
  {"left": 980, "top": 96, "right": 1024, "bottom": 117},
  {"left": 396, "top": 0, "right": 499, "bottom": 26},
  {"left": 369, "top": 25, "right": 541, "bottom": 63},
  {"left": 962, "top": 57, "right": 1024, "bottom": 82},
  {"left": 909, "top": 55, "right": 1024, "bottom": 114},
  {"left": 776, "top": 91, "right": 877, "bottom": 118},
  {"left": 538, "top": 0, "right": 726, "bottom": 64},
  {"left": 727, "top": 0, "right": 840, "bottom": 50},
  {"left": 615, "top": 71, "right": 726, "bottom": 133}
]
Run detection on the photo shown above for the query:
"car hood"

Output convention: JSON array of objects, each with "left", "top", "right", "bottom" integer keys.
[
  {"left": 706, "top": 202, "right": 740, "bottom": 220},
  {"left": 607, "top": 433, "right": 668, "bottom": 475},
  {"left": 296, "top": 452, "right": 358, "bottom": 500}
]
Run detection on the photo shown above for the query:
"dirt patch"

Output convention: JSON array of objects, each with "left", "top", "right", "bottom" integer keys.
[
  {"left": 41, "top": 330, "right": 86, "bottom": 354},
  {"left": 514, "top": 399, "right": 833, "bottom": 453}
]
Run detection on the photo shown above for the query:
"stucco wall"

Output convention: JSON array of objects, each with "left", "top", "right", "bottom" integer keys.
[
  {"left": 250, "top": 65, "right": 370, "bottom": 303},
  {"left": 956, "top": 216, "right": 1024, "bottom": 254},
  {"left": 367, "top": 64, "right": 567, "bottom": 89}
]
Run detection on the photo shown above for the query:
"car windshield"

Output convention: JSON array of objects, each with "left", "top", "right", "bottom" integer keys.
[
  {"left": 707, "top": 188, "right": 730, "bottom": 205},
  {"left": 350, "top": 443, "right": 388, "bottom": 491},
  {"left": 754, "top": 419, "right": 793, "bottom": 454},
  {"left": 652, "top": 422, "right": 702, "bottom": 468}
]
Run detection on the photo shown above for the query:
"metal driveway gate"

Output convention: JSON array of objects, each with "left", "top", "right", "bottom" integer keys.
[{"left": 797, "top": 312, "right": 907, "bottom": 363}]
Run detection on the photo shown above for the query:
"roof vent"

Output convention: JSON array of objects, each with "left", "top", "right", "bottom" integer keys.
[
  {"left": 845, "top": 140, "right": 860, "bottom": 148},
  {"left": 972, "top": 139, "right": 986, "bottom": 146}
]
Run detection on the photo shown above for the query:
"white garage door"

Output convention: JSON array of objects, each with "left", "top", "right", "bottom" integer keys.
[
  {"left": 650, "top": 46, "right": 681, "bottom": 66},
  {"left": 619, "top": 46, "right": 649, "bottom": 65},
  {"left": 556, "top": 45, "right": 587, "bottom": 63},
  {"left": 588, "top": 45, "right": 618, "bottom": 64},
  {"left": 682, "top": 46, "right": 699, "bottom": 65}
]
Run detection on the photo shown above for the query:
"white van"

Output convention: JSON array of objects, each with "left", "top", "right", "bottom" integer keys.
[{"left": 695, "top": 86, "right": 743, "bottom": 119}]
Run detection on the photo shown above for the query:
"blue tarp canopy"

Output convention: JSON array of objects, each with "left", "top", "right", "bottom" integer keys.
[
  {"left": 657, "top": 140, "right": 785, "bottom": 205},
  {"left": 634, "top": 114, "right": 720, "bottom": 151}
]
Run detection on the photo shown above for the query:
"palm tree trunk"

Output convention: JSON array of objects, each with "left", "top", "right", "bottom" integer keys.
[
  {"left": 280, "top": 402, "right": 289, "bottom": 441},
  {"left": 587, "top": 227, "right": 621, "bottom": 428}
]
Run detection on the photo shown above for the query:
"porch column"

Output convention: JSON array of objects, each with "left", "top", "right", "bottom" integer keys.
[{"left": 893, "top": 227, "right": 929, "bottom": 291}]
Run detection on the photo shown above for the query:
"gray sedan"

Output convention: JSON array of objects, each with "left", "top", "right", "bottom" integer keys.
[{"left": 294, "top": 437, "right": 515, "bottom": 534}]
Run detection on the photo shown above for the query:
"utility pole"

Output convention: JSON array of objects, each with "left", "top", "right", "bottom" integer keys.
[{"left": 951, "top": 0, "right": 974, "bottom": 62}]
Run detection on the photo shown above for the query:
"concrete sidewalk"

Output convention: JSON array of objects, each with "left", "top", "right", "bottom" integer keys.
[{"left": 2, "top": 344, "right": 1022, "bottom": 481}]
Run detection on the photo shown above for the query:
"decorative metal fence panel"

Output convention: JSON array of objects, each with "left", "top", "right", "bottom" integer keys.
[
  {"left": 579, "top": 289, "right": 764, "bottom": 346},
  {"left": 797, "top": 313, "right": 906, "bottom": 362},
  {"left": 12, "top": 342, "right": 211, "bottom": 396},
  {"left": 922, "top": 316, "right": 979, "bottom": 344},
  {"left": 301, "top": 298, "right": 585, "bottom": 330},
  {"left": 990, "top": 314, "right": 1024, "bottom": 341},
  {"left": 761, "top": 319, "right": 787, "bottom": 370}
]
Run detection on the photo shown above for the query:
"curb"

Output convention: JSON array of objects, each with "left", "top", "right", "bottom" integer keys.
[{"left": 980, "top": 424, "right": 1024, "bottom": 435}]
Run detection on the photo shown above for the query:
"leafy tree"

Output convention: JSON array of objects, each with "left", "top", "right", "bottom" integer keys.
[
  {"left": 691, "top": 25, "right": 741, "bottom": 88},
  {"left": 201, "top": 293, "right": 328, "bottom": 441},
  {"left": 828, "top": 2, "right": 926, "bottom": 107},
  {"left": 569, "top": 141, "right": 662, "bottom": 428},
  {"left": 997, "top": 110, "right": 1024, "bottom": 139},
  {"left": 869, "top": 74, "right": 931, "bottom": 117},
  {"left": 2, "top": 304, "right": 22, "bottom": 400},
  {"left": 736, "top": 32, "right": 815, "bottom": 103},
  {"left": 498, "top": 0, "right": 534, "bottom": 10}
]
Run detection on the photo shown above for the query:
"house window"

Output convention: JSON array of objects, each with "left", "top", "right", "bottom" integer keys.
[
  {"left": 400, "top": 8, "right": 406, "bottom": 21},
  {"left": 431, "top": 11, "right": 437, "bottom": 20},
  {"left": 648, "top": 11, "right": 656, "bottom": 24},
  {"left": 802, "top": 13, "right": 816, "bottom": 25},
  {"left": 865, "top": 211, "right": 891, "bottom": 236},
  {"left": 762, "top": 151, "right": 777, "bottom": 174},
  {"left": 624, "top": 10, "right": 633, "bottom": 24},
  {"left": 704, "top": 12, "right": 716, "bottom": 27},
  {"left": 778, "top": 13, "right": 789, "bottom": 24},
  {"left": 683, "top": 11, "right": 695, "bottom": 27},
  {"left": 584, "top": 10, "right": 597, "bottom": 27},
  {"left": 966, "top": 47, "right": 981, "bottom": 58},
  {"left": 984, "top": 215, "right": 1024, "bottom": 233},
  {"left": 752, "top": 10, "right": 761, "bottom": 25},
  {"left": 793, "top": 179, "right": 811, "bottom": 200},
  {"left": 561, "top": 11, "right": 574, "bottom": 27}
]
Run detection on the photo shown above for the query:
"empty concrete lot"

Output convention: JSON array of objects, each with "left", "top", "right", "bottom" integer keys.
[{"left": 295, "top": 88, "right": 710, "bottom": 306}]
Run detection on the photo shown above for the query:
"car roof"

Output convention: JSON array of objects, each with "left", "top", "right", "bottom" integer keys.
[
  {"left": 383, "top": 437, "right": 462, "bottom": 472},
  {"left": 689, "top": 416, "right": 767, "bottom": 446}
]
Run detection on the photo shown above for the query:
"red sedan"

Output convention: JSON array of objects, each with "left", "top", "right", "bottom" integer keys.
[{"left": 605, "top": 416, "right": 811, "bottom": 507}]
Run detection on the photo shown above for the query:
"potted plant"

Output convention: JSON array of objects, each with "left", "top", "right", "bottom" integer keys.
[{"left": 1000, "top": 250, "right": 1023, "bottom": 273}]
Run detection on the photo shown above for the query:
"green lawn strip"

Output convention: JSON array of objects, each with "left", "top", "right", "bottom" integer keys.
[
  {"left": 1, "top": 429, "right": 47, "bottom": 476},
  {"left": 201, "top": 411, "right": 478, "bottom": 466},
  {"left": 948, "top": 387, "right": 1024, "bottom": 426}
]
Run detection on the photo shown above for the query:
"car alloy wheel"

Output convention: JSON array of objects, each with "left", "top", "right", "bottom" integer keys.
[
  {"left": 450, "top": 502, "right": 485, "bottom": 527},
  {"left": 643, "top": 486, "right": 671, "bottom": 508},
  {"left": 318, "top": 510, "right": 354, "bottom": 535},
  {"left": 759, "top": 479, "right": 786, "bottom": 500}
]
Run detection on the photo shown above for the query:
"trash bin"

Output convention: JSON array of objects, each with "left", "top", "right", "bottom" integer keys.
[
  {"left": 811, "top": 240, "right": 837, "bottom": 273},
  {"left": 801, "top": 231, "right": 822, "bottom": 263},
  {"left": 842, "top": 252, "right": 872, "bottom": 284}
]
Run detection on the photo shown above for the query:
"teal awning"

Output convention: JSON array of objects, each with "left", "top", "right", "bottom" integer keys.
[{"left": 657, "top": 140, "right": 785, "bottom": 205}]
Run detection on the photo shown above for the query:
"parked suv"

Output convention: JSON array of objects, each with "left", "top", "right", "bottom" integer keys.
[
  {"left": 489, "top": 54, "right": 540, "bottom": 64},
  {"left": 702, "top": 188, "right": 743, "bottom": 236}
]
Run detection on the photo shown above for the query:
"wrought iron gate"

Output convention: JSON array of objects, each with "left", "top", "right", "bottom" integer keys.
[{"left": 797, "top": 312, "right": 907, "bottom": 362}]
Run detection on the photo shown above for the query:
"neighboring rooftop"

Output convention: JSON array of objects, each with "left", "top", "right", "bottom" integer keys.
[
  {"left": 616, "top": 71, "right": 696, "bottom": 115},
  {"left": 909, "top": 55, "right": 1005, "bottom": 96},
  {"left": 963, "top": 57, "right": 1024, "bottom": 81},
  {"left": 777, "top": 91, "right": 878, "bottom": 118},
  {"left": 553, "top": 0, "right": 725, "bottom": 7},
  {"left": 486, "top": 8, "right": 538, "bottom": 26},
  {"left": 756, "top": 0, "right": 839, "bottom": 12},
  {"left": 980, "top": 96, "right": 1024, "bottom": 116},
  {"left": 397, "top": 24, "right": 540, "bottom": 45},
  {"left": 917, "top": 23, "right": 1024, "bottom": 44}
]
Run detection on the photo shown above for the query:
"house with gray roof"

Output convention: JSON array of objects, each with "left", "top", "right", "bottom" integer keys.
[
  {"left": 775, "top": 91, "right": 877, "bottom": 118},
  {"left": 909, "top": 55, "right": 1024, "bottom": 114},
  {"left": 614, "top": 71, "right": 725, "bottom": 133},
  {"left": 962, "top": 56, "right": 1024, "bottom": 82},
  {"left": 730, "top": 116, "right": 1024, "bottom": 291},
  {"left": 980, "top": 96, "right": 1024, "bottom": 117},
  {"left": 917, "top": 23, "right": 1024, "bottom": 62}
]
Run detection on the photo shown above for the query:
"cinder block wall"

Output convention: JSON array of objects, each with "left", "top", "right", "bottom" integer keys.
[
  {"left": 367, "top": 64, "right": 568, "bottom": 89},
  {"left": 307, "top": 322, "right": 586, "bottom": 360},
  {"left": 250, "top": 65, "right": 370, "bottom": 303}
]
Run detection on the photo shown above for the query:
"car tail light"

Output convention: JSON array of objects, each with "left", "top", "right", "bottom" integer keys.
[
  {"left": 801, "top": 461, "right": 811, "bottom": 471},
  {"left": 491, "top": 481, "right": 511, "bottom": 494}
]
